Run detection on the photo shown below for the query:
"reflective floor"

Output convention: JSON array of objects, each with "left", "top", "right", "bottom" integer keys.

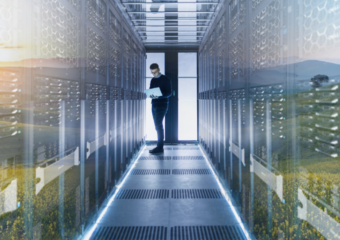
[{"left": 89, "top": 145, "right": 246, "bottom": 239}]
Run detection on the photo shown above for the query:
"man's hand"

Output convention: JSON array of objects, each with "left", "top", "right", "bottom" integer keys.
[{"left": 150, "top": 94, "right": 159, "bottom": 99}]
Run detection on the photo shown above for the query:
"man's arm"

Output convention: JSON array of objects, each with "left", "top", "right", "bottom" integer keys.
[{"left": 157, "top": 76, "right": 172, "bottom": 99}]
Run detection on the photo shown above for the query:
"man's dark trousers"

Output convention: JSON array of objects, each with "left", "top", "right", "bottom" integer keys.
[{"left": 152, "top": 103, "right": 168, "bottom": 148}]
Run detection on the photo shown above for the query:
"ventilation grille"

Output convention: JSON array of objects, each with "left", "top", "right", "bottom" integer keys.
[
  {"left": 131, "top": 169, "right": 171, "bottom": 175},
  {"left": 170, "top": 226, "right": 246, "bottom": 240},
  {"left": 173, "top": 147, "right": 200, "bottom": 150},
  {"left": 172, "top": 189, "right": 223, "bottom": 199},
  {"left": 172, "top": 169, "right": 212, "bottom": 175},
  {"left": 116, "top": 189, "right": 170, "bottom": 199},
  {"left": 172, "top": 156, "right": 205, "bottom": 160},
  {"left": 139, "top": 156, "right": 172, "bottom": 160},
  {"left": 91, "top": 226, "right": 167, "bottom": 240}
]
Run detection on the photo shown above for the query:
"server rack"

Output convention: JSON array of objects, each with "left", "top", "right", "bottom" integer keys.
[
  {"left": 0, "top": 0, "right": 146, "bottom": 239},
  {"left": 198, "top": 0, "right": 340, "bottom": 239}
]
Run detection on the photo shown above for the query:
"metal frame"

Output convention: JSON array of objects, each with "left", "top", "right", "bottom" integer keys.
[
  {"left": 133, "top": 25, "right": 210, "bottom": 27},
  {"left": 138, "top": 30, "right": 206, "bottom": 32},
  {"left": 118, "top": 0, "right": 220, "bottom": 46},
  {"left": 122, "top": 2, "right": 219, "bottom": 4},
  {"left": 127, "top": 11, "right": 215, "bottom": 13},
  {"left": 131, "top": 19, "right": 212, "bottom": 21}
]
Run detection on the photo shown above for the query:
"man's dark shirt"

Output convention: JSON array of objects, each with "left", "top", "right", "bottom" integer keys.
[{"left": 149, "top": 74, "right": 172, "bottom": 105}]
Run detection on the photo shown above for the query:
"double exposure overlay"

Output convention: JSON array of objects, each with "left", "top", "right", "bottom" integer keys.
[
  {"left": 0, "top": 0, "right": 340, "bottom": 239},
  {"left": 199, "top": 0, "right": 340, "bottom": 239}
]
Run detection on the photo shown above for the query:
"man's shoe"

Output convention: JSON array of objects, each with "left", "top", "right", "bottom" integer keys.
[{"left": 149, "top": 147, "right": 164, "bottom": 154}]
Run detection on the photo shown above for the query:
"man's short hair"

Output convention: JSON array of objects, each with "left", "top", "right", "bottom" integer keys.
[{"left": 150, "top": 63, "right": 159, "bottom": 70}]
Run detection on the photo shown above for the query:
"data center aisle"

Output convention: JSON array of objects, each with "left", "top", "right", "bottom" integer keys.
[{"left": 90, "top": 145, "right": 246, "bottom": 240}]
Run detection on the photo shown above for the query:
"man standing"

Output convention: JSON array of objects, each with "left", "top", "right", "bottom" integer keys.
[{"left": 149, "top": 63, "right": 172, "bottom": 153}]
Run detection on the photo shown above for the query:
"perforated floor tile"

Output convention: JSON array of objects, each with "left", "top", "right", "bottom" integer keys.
[
  {"left": 139, "top": 156, "right": 172, "bottom": 160},
  {"left": 91, "top": 226, "right": 167, "bottom": 240},
  {"left": 170, "top": 225, "right": 246, "bottom": 240},
  {"left": 131, "top": 169, "right": 171, "bottom": 175},
  {"left": 172, "top": 169, "right": 213, "bottom": 175},
  {"left": 116, "top": 189, "right": 170, "bottom": 199},
  {"left": 171, "top": 189, "right": 223, "bottom": 199}
]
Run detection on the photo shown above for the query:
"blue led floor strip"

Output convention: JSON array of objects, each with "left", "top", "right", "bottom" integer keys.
[
  {"left": 198, "top": 145, "right": 252, "bottom": 240},
  {"left": 82, "top": 145, "right": 147, "bottom": 240}
]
